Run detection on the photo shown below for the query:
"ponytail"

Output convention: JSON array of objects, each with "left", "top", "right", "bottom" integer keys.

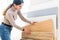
[{"left": 3, "top": 4, "right": 13, "bottom": 16}]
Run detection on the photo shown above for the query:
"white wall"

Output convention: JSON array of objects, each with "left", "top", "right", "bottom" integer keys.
[{"left": 29, "top": 0, "right": 58, "bottom": 12}]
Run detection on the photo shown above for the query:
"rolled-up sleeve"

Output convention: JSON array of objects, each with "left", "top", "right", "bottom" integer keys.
[{"left": 5, "top": 13, "right": 23, "bottom": 31}]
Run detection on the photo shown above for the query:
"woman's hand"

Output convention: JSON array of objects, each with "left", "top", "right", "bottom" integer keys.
[
  {"left": 30, "top": 22, "right": 37, "bottom": 25},
  {"left": 23, "top": 28, "right": 31, "bottom": 35},
  {"left": 23, "top": 22, "right": 37, "bottom": 35}
]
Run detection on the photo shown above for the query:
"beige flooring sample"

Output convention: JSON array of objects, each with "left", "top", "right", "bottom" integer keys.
[{"left": 21, "top": 19, "right": 55, "bottom": 40}]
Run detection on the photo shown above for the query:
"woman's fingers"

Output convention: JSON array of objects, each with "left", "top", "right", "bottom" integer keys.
[{"left": 31, "top": 22, "right": 37, "bottom": 25}]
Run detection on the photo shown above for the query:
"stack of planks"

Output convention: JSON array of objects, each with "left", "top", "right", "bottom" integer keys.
[{"left": 21, "top": 19, "right": 55, "bottom": 40}]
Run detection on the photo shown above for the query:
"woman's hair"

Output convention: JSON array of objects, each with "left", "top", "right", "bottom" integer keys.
[
  {"left": 3, "top": 4, "right": 13, "bottom": 16},
  {"left": 3, "top": 0, "right": 24, "bottom": 16}
]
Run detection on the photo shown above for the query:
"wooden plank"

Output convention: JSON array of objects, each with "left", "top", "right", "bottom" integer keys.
[
  {"left": 23, "top": 19, "right": 54, "bottom": 32},
  {"left": 21, "top": 19, "right": 55, "bottom": 40},
  {"left": 22, "top": 32, "right": 54, "bottom": 40}
]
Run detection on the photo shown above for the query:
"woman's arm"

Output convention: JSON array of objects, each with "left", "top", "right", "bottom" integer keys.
[
  {"left": 5, "top": 13, "right": 23, "bottom": 31},
  {"left": 17, "top": 10, "right": 31, "bottom": 24},
  {"left": 5, "top": 13, "right": 31, "bottom": 34}
]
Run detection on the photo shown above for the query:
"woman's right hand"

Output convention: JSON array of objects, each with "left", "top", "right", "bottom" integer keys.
[{"left": 23, "top": 28, "right": 31, "bottom": 35}]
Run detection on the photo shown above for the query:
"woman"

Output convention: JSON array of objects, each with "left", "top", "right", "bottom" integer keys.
[{"left": 0, "top": 0, "right": 36, "bottom": 40}]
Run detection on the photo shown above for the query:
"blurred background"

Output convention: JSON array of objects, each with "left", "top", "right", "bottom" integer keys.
[{"left": 0, "top": 0, "right": 58, "bottom": 40}]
